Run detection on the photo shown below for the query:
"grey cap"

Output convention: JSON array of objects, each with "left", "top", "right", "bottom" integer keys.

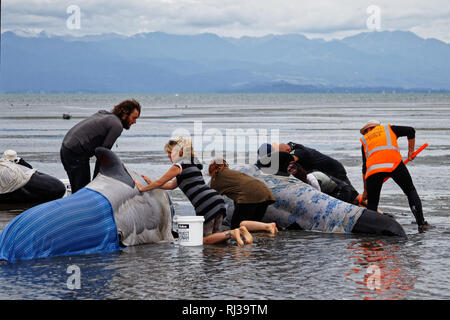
[{"left": 360, "top": 120, "right": 381, "bottom": 134}]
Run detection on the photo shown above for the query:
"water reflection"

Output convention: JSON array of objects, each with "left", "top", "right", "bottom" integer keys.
[
  {"left": 345, "top": 239, "right": 417, "bottom": 300},
  {"left": 0, "top": 252, "right": 121, "bottom": 300}
]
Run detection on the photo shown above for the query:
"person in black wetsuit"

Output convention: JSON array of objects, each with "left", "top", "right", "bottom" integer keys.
[
  {"left": 60, "top": 99, "right": 141, "bottom": 194},
  {"left": 256, "top": 144, "right": 343, "bottom": 189},
  {"left": 278, "top": 142, "right": 354, "bottom": 186},
  {"left": 255, "top": 143, "right": 294, "bottom": 176}
]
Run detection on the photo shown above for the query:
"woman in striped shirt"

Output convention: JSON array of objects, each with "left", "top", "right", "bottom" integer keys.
[{"left": 134, "top": 137, "right": 252, "bottom": 246}]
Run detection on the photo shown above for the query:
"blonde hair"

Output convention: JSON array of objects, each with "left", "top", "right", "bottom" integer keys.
[
  {"left": 208, "top": 158, "right": 228, "bottom": 177},
  {"left": 164, "top": 137, "right": 195, "bottom": 158}
]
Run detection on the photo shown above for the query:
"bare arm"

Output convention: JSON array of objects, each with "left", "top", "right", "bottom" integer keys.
[
  {"left": 362, "top": 175, "right": 368, "bottom": 201},
  {"left": 408, "top": 138, "right": 416, "bottom": 161},
  {"left": 159, "top": 179, "right": 178, "bottom": 190},
  {"left": 135, "top": 166, "right": 181, "bottom": 192},
  {"left": 361, "top": 145, "right": 367, "bottom": 201}
]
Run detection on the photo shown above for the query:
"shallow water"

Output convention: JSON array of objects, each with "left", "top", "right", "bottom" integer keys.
[{"left": 0, "top": 93, "right": 449, "bottom": 300}]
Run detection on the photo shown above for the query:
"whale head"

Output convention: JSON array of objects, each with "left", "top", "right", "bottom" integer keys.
[{"left": 86, "top": 147, "right": 174, "bottom": 246}]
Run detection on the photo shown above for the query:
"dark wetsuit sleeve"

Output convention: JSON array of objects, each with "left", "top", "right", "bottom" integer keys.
[
  {"left": 102, "top": 124, "right": 123, "bottom": 149},
  {"left": 390, "top": 125, "right": 415, "bottom": 139},
  {"left": 361, "top": 145, "right": 367, "bottom": 175},
  {"left": 18, "top": 158, "right": 33, "bottom": 169},
  {"left": 292, "top": 148, "right": 310, "bottom": 170},
  {"left": 292, "top": 148, "right": 307, "bottom": 160},
  {"left": 287, "top": 142, "right": 303, "bottom": 150},
  {"left": 62, "top": 111, "right": 123, "bottom": 157},
  {"left": 92, "top": 121, "right": 122, "bottom": 178}
]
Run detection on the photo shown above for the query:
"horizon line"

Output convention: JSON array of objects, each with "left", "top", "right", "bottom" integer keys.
[{"left": 2, "top": 28, "right": 449, "bottom": 44}]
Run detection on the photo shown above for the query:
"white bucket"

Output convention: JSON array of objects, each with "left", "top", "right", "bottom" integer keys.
[{"left": 174, "top": 215, "right": 204, "bottom": 246}]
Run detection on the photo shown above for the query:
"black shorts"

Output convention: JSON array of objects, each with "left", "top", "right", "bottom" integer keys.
[{"left": 231, "top": 201, "right": 272, "bottom": 229}]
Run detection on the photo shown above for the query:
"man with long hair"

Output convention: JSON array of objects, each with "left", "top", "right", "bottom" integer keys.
[{"left": 60, "top": 99, "right": 141, "bottom": 193}]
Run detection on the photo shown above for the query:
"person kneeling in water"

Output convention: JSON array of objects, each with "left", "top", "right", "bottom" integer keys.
[
  {"left": 134, "top": 137, "right": 251, "bottom": 246},
  {"left": 208, "top": 158, "right": 278, "bottom": 236}
]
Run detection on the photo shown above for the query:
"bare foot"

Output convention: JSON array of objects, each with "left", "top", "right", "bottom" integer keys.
[
  {"left": 230, "top": 228, "right": 244, "bottom": 246},
  {"left": 266, "top": 222, "right": 278, "bottom": 234},
  {"left": 239, "top": 226, "right": 253, "bottom": 244}
]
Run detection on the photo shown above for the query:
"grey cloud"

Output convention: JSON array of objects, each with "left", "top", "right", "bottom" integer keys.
[{"left": 1, "top": 0, "right": 449, "bottom": 42}]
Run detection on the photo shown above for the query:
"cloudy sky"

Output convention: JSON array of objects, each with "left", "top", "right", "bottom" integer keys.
[{"left": 2, "top": 0, "right": 450, "bottom": 42}]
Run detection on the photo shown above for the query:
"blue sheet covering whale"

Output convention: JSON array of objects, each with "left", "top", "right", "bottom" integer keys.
[
  {"left": 0, "top": 147, "right": 174, "bottom": 263},
  {"left": 226, "top": 165, "right": 364, "bottom": 233},
  {"left": 0, "top": 188, "right": 120, "bottom": 262}
]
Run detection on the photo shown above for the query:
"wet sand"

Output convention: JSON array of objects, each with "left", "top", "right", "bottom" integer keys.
[{"left": 1, "top": 93, "right": 449, "bottom": 299}]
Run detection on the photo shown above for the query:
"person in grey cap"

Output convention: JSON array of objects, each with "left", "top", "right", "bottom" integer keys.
[
  {"left": 60, "top": 99, "right": 141, "bottom": 194},
  {"left": 359, "top": 120, "right": 429, "bottom": 233},
  {"left": 256, "top": 143, "right": 295, "bottom": 176}
]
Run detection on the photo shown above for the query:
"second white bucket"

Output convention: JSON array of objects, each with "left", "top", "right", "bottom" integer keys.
[{"left": 175, "top": 215, "right": 204, "bottom": 246}]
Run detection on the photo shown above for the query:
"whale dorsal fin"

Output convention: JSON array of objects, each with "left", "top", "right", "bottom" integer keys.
[{"left": 94, "top": 147, "right": 135, "bottom": 188}]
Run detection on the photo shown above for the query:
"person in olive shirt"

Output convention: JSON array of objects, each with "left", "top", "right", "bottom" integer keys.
[
  {"left": 60, "top": 99, "right": 141, "bottom": 193},
  {"left": 209, "top": 158, "right": 278, "bottom": 236}
]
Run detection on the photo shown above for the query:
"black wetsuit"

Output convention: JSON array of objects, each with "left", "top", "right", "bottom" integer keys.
[
  {"left": 287, "top": 142, "right": 353, "bottom": 186},
  {"left": 60, "top": 110, "right": 123, "bottom": 193},
  {"left": 361, "top": 125, "right": 425, "bottom": 228}
]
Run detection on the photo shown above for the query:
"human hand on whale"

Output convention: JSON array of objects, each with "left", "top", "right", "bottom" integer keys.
[{"left": 134, "top": 174, "right": 152, "bottom": 192}]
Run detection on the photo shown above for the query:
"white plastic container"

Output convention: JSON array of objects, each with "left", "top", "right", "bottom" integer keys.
[
  {"left": 59, "top": 179, "right": 72, "bottom": 197},
  {"left": 174, "top": 215, "right": 204, "bottom": 246}
]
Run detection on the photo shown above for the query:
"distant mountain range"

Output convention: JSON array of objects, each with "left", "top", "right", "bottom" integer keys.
[{"left": 1, "top": 30, "right": 449, "bottom": 93}]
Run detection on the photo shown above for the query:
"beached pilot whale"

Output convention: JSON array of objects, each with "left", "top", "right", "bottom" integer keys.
[
  {"left": 226, "top": 165, "right": 406, "bottom": 237},
  {"left": 0, "top": 153, "right": 66, "bottom": 206},
  {"left": 0, "top": 147, "right": 174, "bottom": 263}
]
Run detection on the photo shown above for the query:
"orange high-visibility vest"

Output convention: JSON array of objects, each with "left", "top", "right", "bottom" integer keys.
[{"left": 360, "top": 124, "right": 403, "bottom": 179}]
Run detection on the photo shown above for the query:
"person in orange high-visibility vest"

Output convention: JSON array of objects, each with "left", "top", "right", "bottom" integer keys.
[{"left": 360, "top": 120, "right": 429, "bottom": 233}]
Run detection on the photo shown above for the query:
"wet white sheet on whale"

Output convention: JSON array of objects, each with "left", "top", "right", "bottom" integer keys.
[{"left": 86, "top": 168, "right": 174, "bottom": 246}]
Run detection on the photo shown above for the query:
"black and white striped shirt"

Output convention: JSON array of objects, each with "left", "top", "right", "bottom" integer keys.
[{"left": 175, "top": 162, "right": 226, "bottom": 222}]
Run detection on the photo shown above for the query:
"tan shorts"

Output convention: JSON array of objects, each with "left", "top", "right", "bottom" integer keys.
[{"left": 203, "top": 214, "right": 224, "bottom": 236}]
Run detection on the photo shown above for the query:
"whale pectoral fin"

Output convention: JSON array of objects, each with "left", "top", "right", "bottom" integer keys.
[{"left": 118, "top": 230, "right": 126, "bottom": 247}]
